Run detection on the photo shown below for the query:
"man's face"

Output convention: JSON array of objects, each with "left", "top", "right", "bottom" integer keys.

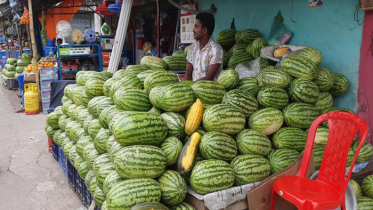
[
  {"left": 57, "top": 40, "right": 62, "bottom": 45},
  {"left": 193, "top": 19, "right": 205, "bottom": 40}
]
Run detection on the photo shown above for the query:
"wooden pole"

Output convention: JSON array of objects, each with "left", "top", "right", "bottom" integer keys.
[
  {"left": 27, "top": 0, "right": 41, "bottom": 107},
  {"left": 17, "top": 25, "right": 23, "bottom": 57},
  {"left": 26, "top": 25, "right": 32, "bottom": 55}
]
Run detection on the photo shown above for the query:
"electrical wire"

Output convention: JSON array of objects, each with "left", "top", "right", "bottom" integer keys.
[{"left": 354, "top": 5, "right": 365, "bottom": 25}]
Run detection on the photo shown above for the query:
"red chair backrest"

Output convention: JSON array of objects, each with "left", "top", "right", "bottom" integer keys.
[{"left": 297, "top": 111, "right": 368, "bottom": 196}]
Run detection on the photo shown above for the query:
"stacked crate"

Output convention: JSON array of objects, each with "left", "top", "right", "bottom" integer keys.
[{"left": 40, "top": 68, "right": 58, "bottom": 113}]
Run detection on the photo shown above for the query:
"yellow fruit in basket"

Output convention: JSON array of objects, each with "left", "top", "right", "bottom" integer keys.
[{"left": 273, "top": 47, "right": 291, "bottom": 59}]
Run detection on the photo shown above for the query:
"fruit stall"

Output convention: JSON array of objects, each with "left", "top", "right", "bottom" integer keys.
[{"left": 29, "top": 0, "right": 373, "bottom": 210}]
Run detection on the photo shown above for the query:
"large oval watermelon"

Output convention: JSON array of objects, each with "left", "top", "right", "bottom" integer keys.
[
  {"left": 222, "top": 89, "right": 259, "bottom": 118},
  {"left": 192, "top": 81, "right": 226, "bottom": 105},
  {"left": 231, "top": 154, "right": 271, "bottom": 185},
  {"left": 236, "top": 129, "right": 272, "bottom": 156},
  {"left": 283, "top": 103, "right": 320, "bottom": 129},
  {"left": 248, "top": 108, "right": 284, "bottom": 135},
  {"left": 199, "top": 131, "right": 237, "bottom": 161}
]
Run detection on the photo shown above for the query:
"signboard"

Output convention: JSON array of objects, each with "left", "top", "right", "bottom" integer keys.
[{"left": 180, "top": 3, "right": 197, "bottom": 44}]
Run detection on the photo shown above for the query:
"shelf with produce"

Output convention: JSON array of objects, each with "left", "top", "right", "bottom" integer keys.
[{"left": 57, "top": 44, "right": 103, "bottom": 80}]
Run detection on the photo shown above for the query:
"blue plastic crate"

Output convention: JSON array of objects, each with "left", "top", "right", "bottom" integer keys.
[
  {"left": 58, "top": 147, "right": 67, "bottom": 176},
  {"left": 75, "top": 170, "right": 85, "bottom": 204},
  {"left": 66, "top": 159, "right": 76, "bottom": 192},
  {"left": 84, "top": 184, "right": 92, "bottom": 208},
  {"left": 52, "top": 141, "right": 58, "bottom": 161}
]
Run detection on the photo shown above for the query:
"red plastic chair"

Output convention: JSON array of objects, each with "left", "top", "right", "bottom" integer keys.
[{"left": 270, "top": 111, "right": 368, "bottom": 210}]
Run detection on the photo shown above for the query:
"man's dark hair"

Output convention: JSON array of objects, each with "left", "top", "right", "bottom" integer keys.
[{"left": 196, "top": 12, "right": 215, "bottom": 36}]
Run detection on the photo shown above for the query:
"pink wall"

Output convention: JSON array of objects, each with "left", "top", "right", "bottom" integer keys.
[{"left": 358, "top": 11, "right": 373, "bottom": 143}]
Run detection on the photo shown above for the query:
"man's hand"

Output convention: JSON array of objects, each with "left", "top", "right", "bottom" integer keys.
[
  {"left": 185, "top": 62, "right": 193, "bottom": 81},
  {"left": 197, "top": 63, "right": 221, "bottom": 81}
]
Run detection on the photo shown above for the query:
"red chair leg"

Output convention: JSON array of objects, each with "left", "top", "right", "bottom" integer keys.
[
  {"left": 270, "top": 190, "right": 277, "bottom": 210},
  {"left": 341, "top": 197, "right": 346, "bottom": 210}
]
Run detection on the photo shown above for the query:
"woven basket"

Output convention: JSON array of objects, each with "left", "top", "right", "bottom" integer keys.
[{"left": 360, "top": 0, "right": 373, "bottom": 11}]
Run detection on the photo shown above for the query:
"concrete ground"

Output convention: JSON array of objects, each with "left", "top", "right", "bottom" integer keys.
[{"left": 0, "top": 83, "right": 84, "bottom": 210}]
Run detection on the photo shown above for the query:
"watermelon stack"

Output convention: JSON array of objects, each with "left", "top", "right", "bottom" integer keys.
[{"left": 45, "top": 33, "right": 369, "bottom": 210}]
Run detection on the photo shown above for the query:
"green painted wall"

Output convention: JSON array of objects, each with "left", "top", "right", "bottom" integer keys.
[{"left": 201, "top": 0, "right": 362, "bottom": 111}]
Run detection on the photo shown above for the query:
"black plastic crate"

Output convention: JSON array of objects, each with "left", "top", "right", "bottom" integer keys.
[
  {"left": 66, "top": 159, "right": 76, "bottom": 192},
  {"left": 52, "top": 140, "right": 58, "bottom": 161}
]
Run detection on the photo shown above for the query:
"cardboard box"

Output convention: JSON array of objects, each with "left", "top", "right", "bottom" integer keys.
[
  {"left": 185, "top": 154, "right": 315, "bottom": 210},
  {"left": 23, "top": 73, "right": 36, "bottom": 81}
]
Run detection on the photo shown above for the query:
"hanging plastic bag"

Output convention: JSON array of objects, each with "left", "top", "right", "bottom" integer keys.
[
  {"left": 20, "top": 7, "right": 30, "bottom": 24},
  {"left": 268, "top": 11, "right": 294, "bottom": 45}
]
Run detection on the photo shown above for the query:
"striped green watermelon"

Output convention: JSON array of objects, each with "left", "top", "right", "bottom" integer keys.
[
  {"left": 150, "top": 83, "right": 195, "bottom": 112},
  {"left": 110, "top": 74, "right": 143, "bottom": 97},
  {"left": 216, "top": 29, "right": 237, "bottom": 50},
  {"left": 94, "top": 128, "right": 111, "bottom": 154},
  {"left": 87, "top": 96, "right": 113, "bottom": 118},
  {"left": 106, "top": 178, "right": 161, "bottom": 210},
  {"left": 103, "top": 171, "right": 125, "bottom": 195},
  {"left": 93, "top": 186, "right": 106, "bottom": 207},
  {"left": 248, "top": 108, "right": 284, "bottom": 135},
  {"left": 228, "top": 52, "right": 254, "bottom": 69},
  {"left": 62, "top": 141, "right": 74, "bottom": 157},
  {"left": 199, "top": 131, "right": 237, "bottom": 161},
  {"left": 203, "top": 104, "right": 246, "bottom": 135},
  {"left": 97, "top": 163, "right": 115, "bottom": 190},
  {"left": 305, "top": 127, "right": 329, "bottom": 145},
  {"left": 66, "top": 104, "right": 78, "bottom": 119},
  {"left": 190, "top": 159, "right": 235, "bottom": 195},
  {"left": 71, "top": 86, "right": 86, "bottom": 105},
  {"left": 192, "top": 81, "right": 226, "bottom": 105},
  {"left": 46, "top": 111, "right": 63, "bottom": 129},
  {"left": 114, "top": 145, "right": 167, "bottom": 178},
  {"left": 236, "top": 77, "right": 261, "bottom": 96},
  {"left": 362, "top": 175, "right": 373, "bottom": 198},
  {"left": 246, "top": 42, "right": 253, "bottom": 55},
  {"left": 61, "top": 96, "right": 68, "bottom": 104},
  {"left": 88, "top": 119, "right": 102, "bottom": 139},
  {"left": 183, "top": 128, "right": 206, "bottom": 144},
  {"left": 314, "top": 92, "right": 333, "bottom": 111},
  {"left": 106, "top": 136, "right": 116, "bottom": 161},
  {"left": 84, "top": 145, "right": 99, "bottom": 169},
  {"left": 222, "top": 89, "right": 259, "bottom": 118},
  {"left": 231, "top": 154, "right": 271, "bottom": 185},
  {"left": 273, "top": 127, "right": 307, "bottom": 151},
  {"left": 349, "top": 179, "right": 363, "bottom": 197},
  {"left": 53, "top": 130, "right": 66, "bottom": 146},
  {"left": 235, "top": 29, "right": 260, "bottom": 44},
  {"left": 158, "top": 170, "right": 187, "bottom": 205},
  {"left": 298, "top": 47, "right": 322, "bottom": 66},
  {"left": 144, "top": 71, "right": 179, "bottom": 93},
  {"left": 102, "top": 201, "right": 108, "bottom": 210},
  {"left": 280, "top": 54, "right": 317, "bottom": 80},
  {"left": 236, "top": 129, "right": 272, "bottom": 156},
  {"left": 81, "top": 91, "right": 93, "bottom": 107},
  {"left": 85, "top": 79, "right": 106, "bottom": 98},
  {"left": 131, "top": 203, "right": 169, "bottom": 210},
  {"left": 137, "top": 69, "right": 166, "bottom": 84},
  {"left": 45, "top": 125, "right": 58, "bottom": 138},
  {"left": 163, "top": 56, "right": 187, "bottom": 70},
  {"left": 112, "top": 112, "right": 168, "bottom": 146},
  {"left": 99, "top": 106, "right": 120, "bottom": 129},
  {"left": 184, "top": 46, "right": 190, "bottom": 56},
  {"left": 173, "top": 50, "right": 186, "bottom": 57},
  {"left": 217, "top": 70, "right": 239, "bottom": 90},
  {"left": 109, "top": 141, "right": 124, "bottom": 162},
  {"left": 356, "top": 196, "right": 373, "bottom": 209},
  {"left": 112, "top": 70, "right": 127, "bottom": 80},
  {"left": 251, "top": 37, "right": 268, "bottom": 58},
  {"left": 312, "top": 68, "right": 333, "bottom": 91},
  {"left": 283, "top": 103, "right": 320, "bottom": 129},
  {"left": 78, "top": 109, "right": 90, "bottom": 126},
  {"left": 65, "top": 120, "right": 81, "bottom": 139},
  {"left": 76, "top": 134, "right": 92, "bottom": 157},
  {"left": 347, "top": 150, "right": 355, "bottom": 167},
  {"left": 71, "top": 127, "right": 86, "bottom": 143},
  {"left": 108, "top": 112, "right": 127, "bottom": 134},
  {"left": 289, "top": 79, "right": 320, "bottom": 104},
  {"left": 160, "top": 137, "right": 183, "bottom": 166},
  {"left": 141, "top": 56, "right": 168, "bottom": 70},
  {"left": 149, "top": 107, "right": 162, "bottom": 115},
  {"left": 103, "top": 78, "right": 118, "bottom": 97},
  {"left": 125, "top": 65, "right": 149, "bottom": 76},
  {"left": 329, "top": 72, "right": 349, "bottom": 97},
  {"left": 256, "top": 69, "right": 291, "bottom": 89},
  {"left": 160, "top": 112, "right": 186, "bottom": 139},
  {"left": 64, "top": 84, "right": 77, "bottom": 99},
  {"left": 83, "top": 115, "right": 95, "bottom": 133},
  {"left": 88, "top": 176, "right": 98, "bottom": 195},
  {"left": 85, "top": 170, "right": 96, "bottom": 187},
  {"left": 259, "top": 58, "right": 270, "bottom": 69},
  {"left": 257, "top": 87, "right": 289, "bottom": 109},
  {"left": 113, "top": 88, "right": 151, "bottom": 112},
  {"left": 93, "top": 153, "right": 112, "bottom": 174},
  {"left": 71, "top": 105, "right": 85, "bottom": 121},
  {"left": 261, "top": 65, "right": 276, "bottom": 72},
  {"left": 352, "top": 141, "right": 373, "bottom": 163},
  {"left": 169, "top": 202, "right": 196, "bottom": 210},
  {"left": 229, "top": 43, "right": 248, "bottom": 56},
  {"left": 179, "top": 80, "right": 194, "bottom": 87},
  {"left": 223, "top": 51, "right": 230, "bottom": 69},
  {"left": 268, "top": 149, "right": 300, "bottom": 174}
]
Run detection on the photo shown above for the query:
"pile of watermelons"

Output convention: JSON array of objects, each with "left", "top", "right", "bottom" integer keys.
[{"left": 44, "top": 29, "right": 373, "bottom": 210}]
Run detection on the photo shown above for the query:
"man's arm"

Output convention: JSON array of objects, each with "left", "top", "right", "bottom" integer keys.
[
  {"left": 185, "top": 62, "right": 193, "bottom": 81},
  {"left": 197, "top": 63, "right": 221, "bottom": 81}
]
